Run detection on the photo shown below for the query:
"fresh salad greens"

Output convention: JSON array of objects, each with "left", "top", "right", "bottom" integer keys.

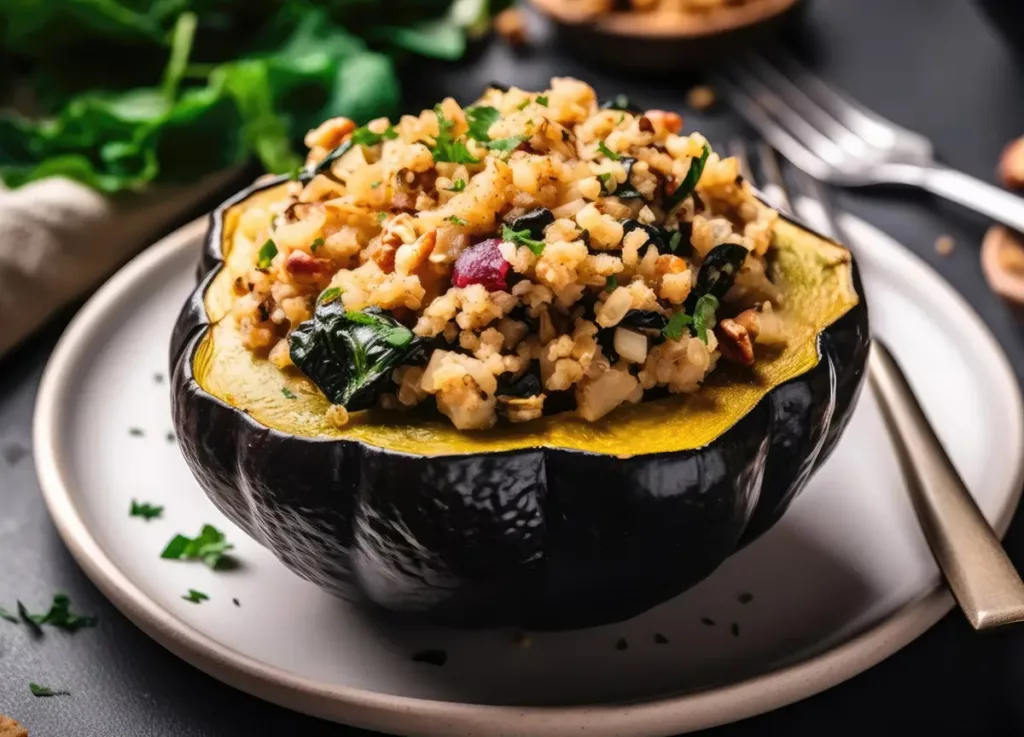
[{"left": 0, "top": 0, "right": 512, "bottom": 193}]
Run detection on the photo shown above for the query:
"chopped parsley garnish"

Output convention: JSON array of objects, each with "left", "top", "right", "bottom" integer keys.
[
  {"left": 502, "top": 224, "right": 546, "bottom": 256},
  {"left": 351, "top": 125, "right": 398, "bottom": 147},
  {"left": 605, "top": 275, "right": 618, "bottom": 293},
  {"left": 446, "top": 178, "right": 467, "bottom": 192},
  {"left": 536, "top": 95, "right": 549, "bottom": 107},
  {"left": 446, "top": 215, "right": 468, "bottom": 226},
  {"left": 383, "top": 326, "right": 414, "bottom": 347},
  {"left": 597, "top": 140, "right": 620, "bottom": 160},
  {"left": 345, "top": 311, "right": 378, "bottom": 325},
  {"left": 182, "top": 589, "right": 209, "bottom": 604},
  {"left": 465, "top": 105, "right": 500, "bottom": 142},
  {"left": 318, "top": 287, "right": 342, "bottom": 305},
  {"left": 13, "top": 593, "right": 97, "bottom": 633},
  {"left": 310, "top": 237, "right": 324, "bottom": 252},
  {"left": 662, "top": 311, "right": 693, "bottom": 341},
  {"left": 668, "top": 230, "right": 684, "bottom": 252},
  {"left": 0, "top": 606, "right": 18, "bottom": 623},
  {"left": 256, "top": 239, "right": 278, "bottom": 269},
  {"left": 665, "top": 144, "right": 710, "bottom": 212},
  {"left": 128, "top": 427, "right": 144, "bottom": 437},
  {"left": 30, "top": 683, "right": 69, "bottom": 697},
  {"left": 130, "top": 500, "right": 164, "bottom": 521},
  {"left": 486, "top": 135, "right": 526, "bottom": 153},
  {"left": 617, "top": 112, "right": 625, "bottom": 125},
  {"left": 281, "top": 387, "right": 297, "bottom": 400},
  {"left": 692, "top": 293, "right": 719, "bottom": 343},
  {"left": 370, "top": 180, "right": 381, "bottom": 189},
  {"left": 377, "top": 212, "right": 388, "bottom": 223},
  {"left": 161, "top": 525, "right": 234, "bottom": 570},
  {"left": 516, "top": 99, "right": 530, "bottom": 111},
  {"left": 598, "top": 172, "right": 615, "bottom": 193},
  {"left": 431, "top": 105, "right": 480, "bottom": 164}
]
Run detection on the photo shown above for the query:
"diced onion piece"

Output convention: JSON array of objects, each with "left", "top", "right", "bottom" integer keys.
[
  {"left": 613, "top": 327, "right": 648, "bottom": 364},
  {"left": 551, "top": 198, "right": 586, "bottom": 219},
  {"left": 576, "top": 370, "right": 639, "bottom": 422}
]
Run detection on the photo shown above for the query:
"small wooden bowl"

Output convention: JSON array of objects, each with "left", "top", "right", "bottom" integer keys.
[{"left": 528, "top": 0, "right": 805, "bottom": 73}]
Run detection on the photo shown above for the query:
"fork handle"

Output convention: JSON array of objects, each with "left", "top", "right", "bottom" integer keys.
[
  {"left": 920, "top": 166, "right": 1024, "bottom": 233},
  {"left": 868, "top": 339, "right": 1024, "bottom": 631}
]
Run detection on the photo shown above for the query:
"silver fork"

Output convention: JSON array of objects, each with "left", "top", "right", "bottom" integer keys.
[
  {"left": 725, "top": 137, "right": 1024, "bottom": 631},
  {"left": 714, "top": 48, "right": 1024, "bottom": 234}
]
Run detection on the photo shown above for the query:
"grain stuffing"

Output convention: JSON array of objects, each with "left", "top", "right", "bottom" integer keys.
[{"left": 228, "top": 77, "right": 785, "bottom": 430}]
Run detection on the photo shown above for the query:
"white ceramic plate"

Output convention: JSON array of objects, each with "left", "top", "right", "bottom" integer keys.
[{"left": 34, "top": 210, "right": 1024, "bottom": 737}]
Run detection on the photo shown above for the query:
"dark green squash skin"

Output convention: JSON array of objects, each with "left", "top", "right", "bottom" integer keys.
[{"left": 170, "top": 175, "right": 870, "bottom": 630}]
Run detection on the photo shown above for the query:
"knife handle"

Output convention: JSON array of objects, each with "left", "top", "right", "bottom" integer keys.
[{"left": 869, "top": 338, "right": 1024, "bottom": 630}]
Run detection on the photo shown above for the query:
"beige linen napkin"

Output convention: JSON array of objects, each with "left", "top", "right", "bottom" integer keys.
[{"left": 0, "top": 171, "right": 238, "bottom": 358}]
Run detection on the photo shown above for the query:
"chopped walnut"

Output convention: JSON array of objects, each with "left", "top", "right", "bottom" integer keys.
[
  {"left": 687, "top": 85, "right": 716, "bottom": 112},
  {"left": 715, "top": 318, "right": 755, "bottom": 365},
  {"left": 304, "top": 117, "right": 355, "bottom": 150}
]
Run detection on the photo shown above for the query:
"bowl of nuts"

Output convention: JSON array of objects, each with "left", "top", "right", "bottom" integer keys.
[{"left": 528, "top": 0, "right": 805, "bottom": 72}]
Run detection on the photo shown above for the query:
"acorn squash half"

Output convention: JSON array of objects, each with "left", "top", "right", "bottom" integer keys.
[{"left": 170, "top": 175, "right": 869, "bottom": 630}]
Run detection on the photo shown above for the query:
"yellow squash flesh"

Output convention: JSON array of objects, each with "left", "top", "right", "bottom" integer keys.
[{"left": 196, "top": 184, "right": 859, "bottom": 457}]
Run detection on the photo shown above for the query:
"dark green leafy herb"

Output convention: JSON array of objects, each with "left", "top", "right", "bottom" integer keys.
[
  {"left": 605, "top": 275, "right": 618, "bottom": 293},
  {"left": 665, "top": 144, "right": 710, "bottom": 212},
  {"left": 465, "top": 105, "right": 500, "bottom": 142},
  {"left": 0, "top": 606, "right": 17, "bottom": 623},
  {"left": 289, "top": 304, "right": 423, "bottom": 411},
  {"left": 15, "top": 593, "right": 97, "bottom": 633},
  {"left": 377, "top": 212, "right": 388, "bottom": 223},
  {"left": 446, "top": 178, "right": 466, "bottom": 192},
  {"left": 536, "top": 95, "right": 549, "bottom": 107},
  {"left": 600, "top": 94, "right": 642, "bottom": 114},
  {"left": 668, "top": 230, "right": 684, "bottom": 252},
  {"left": 662, "top": 311, "right": 694, "bottom": 341},
  {"left": 486, "top": 135, "right": 526, "bottom": 153},
  {"left": 318, "top": 287, "right": 342, "bottom": 305},
  {"left": 692, "top": 294, "right": 719, "bottom": 344},
  {"left": 431, "top": 106, "right": 479, "bottom": 164},
  {"left": 161, "top": 524, "right": 234, "bottom": 569},
  {"left": 502, "top": 224, "right": 545, "bottom": 256},
  {"left": 310, "top": 237, "right": 324, "bottom": 252},
  {"left": 597, "top": 140, "right": 620, "bottom": 161},
  {"left": 370, "top": 180, "right": 381, "bottom": 189},
  {"left": 351, "top": 125, "right": 398, "bottom": 147},
  {"left": 446, "top": 215, "right": 468, "bottom": 226},
  {"left": 281, "top": 387, "right": 297, "bottom": 399},
  {"left": 130, "top": 500, "right": 164, "bottom": 521},
  {"left": 0, "top": 2, "right": 509, "bottom": 193},
  {"left": 257, "top": 239, "right": 278, "bottom": 269},
  {"left": 30, "top": 682, "right": 69, "bottom": 697},
  {"left": 183, "top": 589, "right": 209, "bottom": 604}
]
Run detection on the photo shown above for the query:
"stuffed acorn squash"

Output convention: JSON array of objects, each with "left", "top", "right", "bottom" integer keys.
[{"left": 170, "top": 78, "right": 869, "bottom": 629}]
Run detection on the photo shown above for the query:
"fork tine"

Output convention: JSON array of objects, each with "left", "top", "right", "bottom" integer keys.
[
  {"left": 738, "top": 53, "right": 871, "bottom": 161},
  {"left": 754, "top": 141, "right": 793, "bottom": 214},
  {"left": 713, "top": 75, "right": 837, "bottom": 184},
  {"left": 760, "top": 44, "right": 933, "bottom": 158},
  {"left": 718, "top": 66, "right": 847, "bottom": 170}
]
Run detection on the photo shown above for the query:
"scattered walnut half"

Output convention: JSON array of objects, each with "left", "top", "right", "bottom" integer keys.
[
  {"left": 981, "top": 225, "right": 1024, "bottom": 309},
  {"left": 999, "top": 136, "right": 1024, "bottom": 190}
]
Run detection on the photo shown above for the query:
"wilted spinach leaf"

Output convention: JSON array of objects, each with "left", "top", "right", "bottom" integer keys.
[
  {"left": 289, "top": 302, "right": 422, "bottom": 410},
  {"left": 689, "top": 243, "right": 749, "bottom": 304},
  {"left": 664, "top": 144, "right": 710, "bottom": 213}
]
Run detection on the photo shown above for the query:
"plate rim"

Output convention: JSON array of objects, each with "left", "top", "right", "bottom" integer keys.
[{"left": 32, "top": 215, "right": 1024, "bottom": 737}]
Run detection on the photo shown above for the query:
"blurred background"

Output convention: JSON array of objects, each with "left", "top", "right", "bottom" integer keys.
[{"left": 3, "top": 1, "right": 1024, "bottom": 736}]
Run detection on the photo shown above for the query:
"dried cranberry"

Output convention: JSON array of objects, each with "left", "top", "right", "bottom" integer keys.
[{"left": 452, "top": 238, "right": 511, "bottom": 291}]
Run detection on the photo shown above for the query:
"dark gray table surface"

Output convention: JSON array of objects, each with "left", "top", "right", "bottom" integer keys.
[{"left": 3, "top": 1, "right": 1024, "bottom": 734}]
